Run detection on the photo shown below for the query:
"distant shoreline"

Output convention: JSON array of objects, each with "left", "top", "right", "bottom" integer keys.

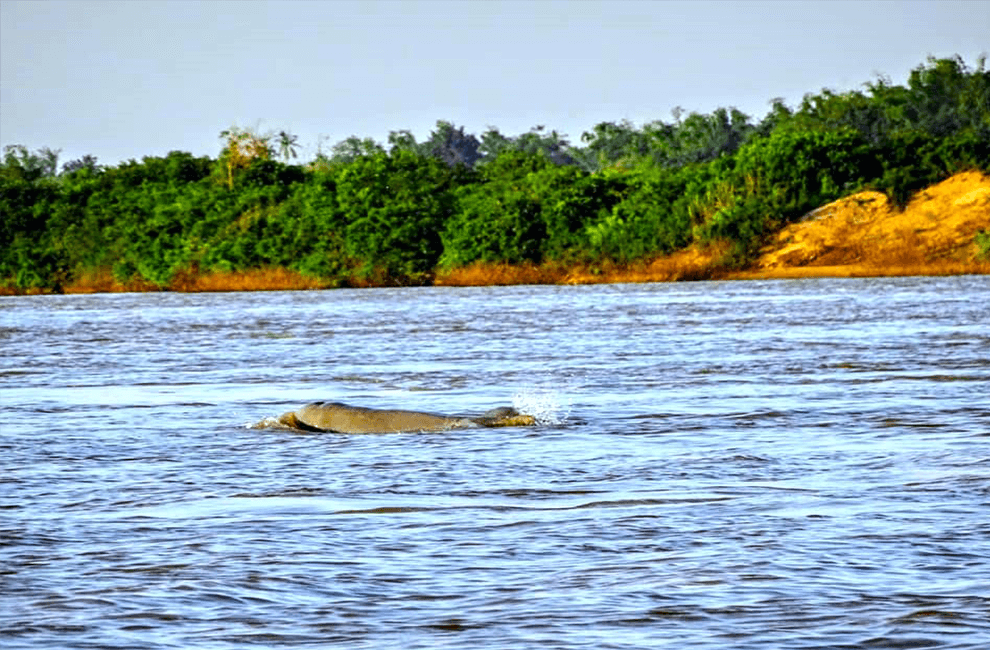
[
  {"left": 4, "top": 170, "right": 987, "bottom": 296},
  {"left": 3, "top": 259, "right": 987, "bottom": 297}
]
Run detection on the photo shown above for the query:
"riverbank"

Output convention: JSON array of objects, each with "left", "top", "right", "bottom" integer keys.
[
  {"left": 3, "top": 171, "right": 987, "bottom": 295},
  {"left": 439, "top": 170, "right": 990, "bottom": 285}
]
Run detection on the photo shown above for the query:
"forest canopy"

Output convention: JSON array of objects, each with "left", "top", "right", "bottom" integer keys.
[{"left": 2, "top": 56, "right": 988, "bottom": 291}]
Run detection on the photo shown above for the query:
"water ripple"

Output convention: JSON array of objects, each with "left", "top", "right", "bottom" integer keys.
[{"left": 2, "top": 277, "right": 989, "bottom": 649}]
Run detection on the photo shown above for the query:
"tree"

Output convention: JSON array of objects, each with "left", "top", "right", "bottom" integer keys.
[
  {"left": 329, "top": 136, "right": 385, "bottom": 163},
  {"left": 1, "top": 145, "right": 65, "bottom": 288},
  {"left": 276, "top": 130, "right": 299, "bottom": 162},
  {"left": 478, "top": 127, "right": 513, "bottom": 160},
  {"left": 513, "top": 126, "right": 576, "bottom": 166},
  {"left": 420, "top": 120, "right": 482, "bottom": 168},
  {"left": 580, "top": 120, "right": 648, "bottom": 169},
  {"left": 334, "top": 150, "right": 456, "bottom": 280},
  {"left": 61, "top": 155, "right": 100, "bottom": 176},
  {"left": 387, "top": 130, "right": 419, "bottom": 155},
  {"left": 904, "top": 55, "right": 989, "bottom": 137},
  {"left": 217, "top": 126, "right": 273, "bottom": 189},
  {"left": 649, "top": 108, "right": 754, "bottom": 167},
  {"left": 1, "top": 145, "right": 61, "bottom": 182}
]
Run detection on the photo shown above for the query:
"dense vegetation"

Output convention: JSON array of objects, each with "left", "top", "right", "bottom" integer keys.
[{"left": 2, "top": 56, "right": 988, "bottom": 291}]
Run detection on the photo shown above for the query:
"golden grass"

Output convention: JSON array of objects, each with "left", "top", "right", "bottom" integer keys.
[
  {"left": 167, "top": 267, "right": 332, "bottom": 292},
  {"left": 59, "top": 268, "right": 162, "bottom": 294},
  {"left": 0, "top": 283, "right": 50, "bottom": 296},
  {"left": 34, "top": 266, "right": 335, "bottom": 295},
  {"left": 434, "top": 261, "right": 566, "bottom": 286},
  {"left": 435, "top": 242, "right": 737, "bottom": 287}
]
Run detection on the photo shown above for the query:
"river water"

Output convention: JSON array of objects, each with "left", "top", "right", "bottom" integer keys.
[{"left": 1, "top": 277, "right": 988, "bottom": 649}]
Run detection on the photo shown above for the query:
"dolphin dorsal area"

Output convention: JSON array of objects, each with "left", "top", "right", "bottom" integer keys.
[{"left": 276, "top": 401, "right": 535, "bottom": 433}]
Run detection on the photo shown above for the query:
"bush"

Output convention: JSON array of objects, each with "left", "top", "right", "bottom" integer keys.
[
  {"left": 335, "top": 150, "right": 458, "bottom": 280},
  {"left": 731, "top": 128, "right": 880, "bottom": 220},
  {"left": 584, "top": 167, "right": 691, "bottom": 262},
  {"left": 976, "top": 230, "right": 990, "bottom": 260}
]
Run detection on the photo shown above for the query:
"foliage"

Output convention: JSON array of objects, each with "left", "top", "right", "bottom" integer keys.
[
  {"left": 217, "top": 126, "right": 273, "bottom": 189},
  {"left": 440, "top": 153, "right": 626, "bottom": 267},
  {"left": 328, "top": 136, "right": 385, "bottom": 164},
  {"left": 418, "top": 121, "right": 483, "bottom": 168},
  {"left": 335, "top": 150, "right": 462, "bottom": 280},
  {"left": 2, "top": 55, "right": 987, "bottom": 291},
  {"left": 579, "top": 108, "right": 756, "bottom": 171},
  {"left": 1, "top": 145, "right": 65, "bottom": 288},
  {"left": 589, "top": 167, "right": 692, "bottom": 261}
]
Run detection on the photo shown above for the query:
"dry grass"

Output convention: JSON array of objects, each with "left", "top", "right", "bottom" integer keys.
[
  {"left": 43, "top": 267, "right": 334, "bottom": 294},
  {"left": 0, "top": 283, "right": 51, "bottom": 296},
  {"left": 729, "top": 260, "right": 990, "bottom": 280},
  {"left": 435, "top": 242, "right": 736, "bottom": 287},
  {"left": 60, "top": 268, "right": 163, "bottom": 294},
  {"left": 434, "top": 261, "right": 567, "bottom": 286},
  {"left": 167, "top": 267, "right": 332, "bottom": 292}
]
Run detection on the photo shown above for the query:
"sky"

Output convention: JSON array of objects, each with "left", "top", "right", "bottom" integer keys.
[{"left": 1, "top": 0, "right": 987, "bottom": 167}]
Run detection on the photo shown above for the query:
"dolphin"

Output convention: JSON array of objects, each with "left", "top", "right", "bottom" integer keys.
[{"left": 274, "top": 401, "right": 536, "bottom": 433}]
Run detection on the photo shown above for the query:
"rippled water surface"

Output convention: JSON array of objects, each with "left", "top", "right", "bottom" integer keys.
[{"left": 2, "top": 277, "right": 989, "bottom": 649}]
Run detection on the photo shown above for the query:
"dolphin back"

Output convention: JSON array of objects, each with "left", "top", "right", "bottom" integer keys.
[
  {"left": 275, "top": 401, "right": 535, "bottom": 433},
  {"left": 282, "top": 401, "right": 472, "bottom": 433}
]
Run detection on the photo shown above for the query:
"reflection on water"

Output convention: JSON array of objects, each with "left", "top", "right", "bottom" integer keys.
[{"left": 2, "top": 276, "right": 989, "bottom": 649}]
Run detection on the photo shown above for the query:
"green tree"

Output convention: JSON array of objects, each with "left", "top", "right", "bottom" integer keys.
[
  {"left": 441, "top": 152, "right": 627, "bottom": 266},
  {"left": 329, "top": 136, "right": 385, "bottom": 164},
  {"left": 0, "top": 145, "right": 66, "bottom": 288},
  {"left": 276, "top": 130, "right": 300, "bottom": 162},
  {"left": 334, "top": 150, "right": 459, "bottom": 281},
  {"left": 580, "top": 120, "right": 650, "bottom": 170},
  {"left": 478, "top": 127, "right": 514, "bottom": 160},
  {"left": 589, "top": 166, "right": 692, "bottom": 261},
  {"left": 420, "top": 120, "right": 482, "bottom": 168},
  {"left": 387, "top": 130, "right": 419, "bottom": 155},
  {"left": 61, "top": 154, "right": 100, "bottom": 176}
]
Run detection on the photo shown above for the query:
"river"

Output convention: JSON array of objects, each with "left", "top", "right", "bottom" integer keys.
[{"left": 1, "top": 276, "right": 988, "bottom": 649}]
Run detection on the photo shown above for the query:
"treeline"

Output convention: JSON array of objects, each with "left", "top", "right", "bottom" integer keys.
[{"left": 2, "top": 56, "right": 988, "bottom": 291}]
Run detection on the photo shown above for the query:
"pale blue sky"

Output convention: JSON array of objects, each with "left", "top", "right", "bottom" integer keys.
[{"left": 1, "top": 0, "right": 987, "bottom": 166}]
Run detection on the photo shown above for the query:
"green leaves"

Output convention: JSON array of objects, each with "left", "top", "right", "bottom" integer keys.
[{"left": 335, "top": 150, "right": 455, "bottom": 280}]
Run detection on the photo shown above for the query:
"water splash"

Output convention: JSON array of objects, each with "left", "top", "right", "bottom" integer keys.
[
  {"left": 246, "top": 416, "right": 291, "bottom": 430},
  {"left": 512, "top": 388, "right": 570, "bottom": 425}
]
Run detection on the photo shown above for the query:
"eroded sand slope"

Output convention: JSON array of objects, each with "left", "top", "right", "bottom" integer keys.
[{"left": 753, "top": 171, "right": 990, "bottom": 276}]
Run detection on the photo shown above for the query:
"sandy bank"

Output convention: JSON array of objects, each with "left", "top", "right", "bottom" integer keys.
[{"left": 736, "top": 170, "right": 990, "bottom": 279}]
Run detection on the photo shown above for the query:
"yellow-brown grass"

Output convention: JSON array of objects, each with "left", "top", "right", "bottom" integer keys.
[
  {"left": 43, "top": 266, "right": 334, "bottom": 294},
  {"left": 0, "top": 283, "right": 53, "bottom": 296},
  {"left": 167, "top": 267, "right": 332, "bottom": 292},
  {"left": 434, "top": 261, "right": 566, "bottom": 286},
  {"left": 435, "top": 242, "right": 736, "bottom": 287},
  {"left": 59, "top": 268, "right": 163, "bottom": 294}
]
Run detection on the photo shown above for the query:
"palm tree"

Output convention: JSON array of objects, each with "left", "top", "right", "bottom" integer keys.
[{"left": 277, "top": 131, "right": 299, "bottom": 162}]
